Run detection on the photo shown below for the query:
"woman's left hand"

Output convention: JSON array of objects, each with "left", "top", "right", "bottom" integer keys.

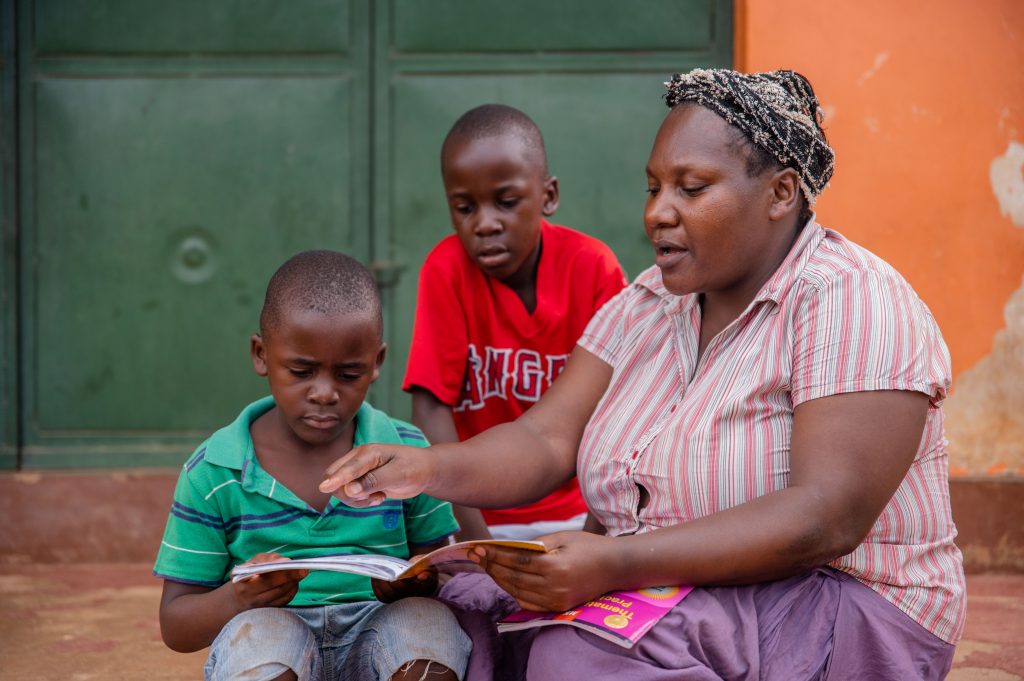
[{"left": 472, "top": 531, "right": 620, "bottom": 612}]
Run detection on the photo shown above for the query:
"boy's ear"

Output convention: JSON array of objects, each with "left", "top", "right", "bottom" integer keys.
[
  {"left": 541, "top": 175, "right": 560, "bottom": 217},
  {"left": 370, "top": 343, "right": 387, "bottom": 383},
  {"left": 251, "top": 334, "right": 269, "bottom": 377},
  {"left": 767, "top": 167, "right": 801, "bottom": 222}
]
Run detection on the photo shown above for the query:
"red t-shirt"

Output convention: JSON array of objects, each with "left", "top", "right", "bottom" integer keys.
[{"left": 403, "top": 220, "right": 627, "bottom": 525}]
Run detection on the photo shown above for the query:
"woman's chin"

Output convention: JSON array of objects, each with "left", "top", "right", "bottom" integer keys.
[{"left": 658, "top": 271, "right": 697, "bottom": 296}]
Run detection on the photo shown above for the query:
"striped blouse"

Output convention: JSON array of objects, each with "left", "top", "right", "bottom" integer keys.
[{"left": 577, "top": 222, "right": 966, "bottom": 644}]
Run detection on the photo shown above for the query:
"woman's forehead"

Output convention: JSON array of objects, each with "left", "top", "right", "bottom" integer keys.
[{"left": 648, "top": 105, "right": 746, "bottom": 170}]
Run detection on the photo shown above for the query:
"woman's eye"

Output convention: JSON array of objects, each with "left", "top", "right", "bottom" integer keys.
[
  {"left": 646, "top": 186, "right": 659, "bottom": 197},
  {"left": 682, "top": 185, "right": 707, "bottom": 196}
]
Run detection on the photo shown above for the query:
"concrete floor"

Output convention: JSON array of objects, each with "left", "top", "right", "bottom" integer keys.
[{"left": 0, "top": 564, "right": 1020, "bottom": 680}]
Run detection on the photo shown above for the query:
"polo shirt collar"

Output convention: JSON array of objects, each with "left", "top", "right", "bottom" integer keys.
[
  {"left": 203, "top": 395, "right": 275, "bottom": 471},
  {"left": 632, "top": 214, "right": 824, "bottom": 308},
  {"left": 203, "top": 397, "right": 401, "bottom": 474}
]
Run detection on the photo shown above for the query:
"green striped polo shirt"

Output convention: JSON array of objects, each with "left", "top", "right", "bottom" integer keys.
[{"left": 153, "top": 396, "right": 458, "bottom": 605}]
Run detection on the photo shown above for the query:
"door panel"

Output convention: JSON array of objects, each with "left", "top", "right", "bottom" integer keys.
[
  {"left": 1, "top": 0, "right": 16, "bottom": 469},
  {"left": 32, "top": 77, "right": 356, "bottom": 432},
  {"left": 392, "top": 0, "right": 719, "bottom": 53},
  {"left": 35, "top": 0, "right": 351, "bottom": 54},
  {"left": 17, "top": 0, "right": 370, "bottom": 467}
]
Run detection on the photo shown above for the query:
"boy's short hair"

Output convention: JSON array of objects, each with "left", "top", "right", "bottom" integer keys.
[
  {"left": 441, "top": 103, "right": 549, "bottom": 176},
  {"left": 259, "top": 250, "right": 382, "bottom": 341}
]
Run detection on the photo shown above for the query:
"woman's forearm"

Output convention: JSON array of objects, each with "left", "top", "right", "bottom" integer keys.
[
  {"left": 608, "top": 486, "right": 848, "bottom": 590},
  {"left": 406, "top": 385, "right": 570, "bottom": 507},
  {"left": 321, "top": 347, "right": 612, "bottom": 512},
  {"left": 419, "top": 347, "right": 612, "bottom": 508}
]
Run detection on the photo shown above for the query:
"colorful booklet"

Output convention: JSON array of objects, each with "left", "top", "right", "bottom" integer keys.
[
  {"left": 497, "top": 584, "right": 693, "bottom": 648},
  {"left": 229, "top": 539, "right": 546, "bottom": 583}
]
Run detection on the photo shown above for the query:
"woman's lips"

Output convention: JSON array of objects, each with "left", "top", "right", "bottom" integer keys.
[{"left": 655, "top": 244, "right": 689, "bottom": 270}]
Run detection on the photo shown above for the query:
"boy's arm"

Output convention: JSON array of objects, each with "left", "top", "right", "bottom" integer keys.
[
  {"left": 411, "top": 387, "right": 493, "bottom": 541},
  {"left": 159, "top": 554, "right": 307, "bottom": 652}
]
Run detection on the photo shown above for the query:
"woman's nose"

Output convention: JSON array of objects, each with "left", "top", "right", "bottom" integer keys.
[{"left": 644, "top": 191, "right": 678, "bottom": 231}]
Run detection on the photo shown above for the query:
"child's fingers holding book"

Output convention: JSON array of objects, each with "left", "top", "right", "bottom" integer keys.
[
  {"left": 371, "top": 565, "right": 439, "bottom": 603},
  {"left": 232, "top": 570, "right": 305, "bottom": 608},
  {"left": 233, "top": 553, "right": 308, "bottom": 609}
]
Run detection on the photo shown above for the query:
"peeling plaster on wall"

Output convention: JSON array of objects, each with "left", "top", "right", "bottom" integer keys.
[
  {"left": 944, "top": 277, "right": 1024, "bottom": 476},
  {"left": 856, "top": 51, "right": 889, "bottom": 86},
  {"left": 910, "top": 104, "right": 938, "bottom": 122},
  {"left": 998, "top": 107, "right": 1018, "bottom": 138},
  {"left": 991, "top": 141, "right": 1024, "bottom": 227}
]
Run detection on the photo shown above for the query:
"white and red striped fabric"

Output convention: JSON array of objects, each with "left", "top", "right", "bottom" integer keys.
[{"left": 577, "top": 221, "right": 966, "bottom": 644}]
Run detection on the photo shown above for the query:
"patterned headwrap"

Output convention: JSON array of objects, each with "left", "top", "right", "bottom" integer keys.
[{"left": 664, "top": 68, "right": 835, "bottom": 204}]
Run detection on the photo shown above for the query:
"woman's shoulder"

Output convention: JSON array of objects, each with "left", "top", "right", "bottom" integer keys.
[
  {"left": 792, "top": 226, "right": 945, "bottom": 339},
  {"left": 798, "top": 227, "right": 917, "bottom": 294}
]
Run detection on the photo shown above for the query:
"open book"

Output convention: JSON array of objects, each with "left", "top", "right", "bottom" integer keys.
[
  {"left": 498, "top": 584, "right": 693, "bottom": 648},
  {"left": 230, "top": 539, "right": 546, "bottom": 583}
]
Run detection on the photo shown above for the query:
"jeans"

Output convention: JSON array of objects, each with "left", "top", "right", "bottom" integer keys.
[{"left": 205, "top": 597, "right": 471, "bottom": 681}]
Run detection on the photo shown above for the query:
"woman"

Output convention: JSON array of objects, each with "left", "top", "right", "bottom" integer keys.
[{"left": 321, "top": 69, "right": 964, "bottom": 679}]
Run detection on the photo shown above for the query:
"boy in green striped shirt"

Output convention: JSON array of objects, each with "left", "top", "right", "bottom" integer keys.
[{"left": 154, "top": 251, "right": 469, "bottom": 681}]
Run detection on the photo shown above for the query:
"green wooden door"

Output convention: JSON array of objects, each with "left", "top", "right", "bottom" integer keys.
[{"left": 3, "top": 0, "right": 730, "bottom": 469}]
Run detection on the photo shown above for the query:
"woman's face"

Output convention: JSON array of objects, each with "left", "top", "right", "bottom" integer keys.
[{"left": 644, "top": 104, "right": 790, "bottom": 300}]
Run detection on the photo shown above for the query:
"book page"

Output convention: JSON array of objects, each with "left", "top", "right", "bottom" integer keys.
[
  {"left": 229, "top": 539, "right": 546, "bottom": 583},
  {"left": 398, "top": 539, "right": 546, "bottom": 579},
  {"left": 230, "top": 553, "right": 412, "bottom": 582}
]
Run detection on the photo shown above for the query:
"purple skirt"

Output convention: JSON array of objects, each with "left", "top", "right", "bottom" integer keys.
[{"left": 438, "top": 568, "right": 954, "bottom": 681}]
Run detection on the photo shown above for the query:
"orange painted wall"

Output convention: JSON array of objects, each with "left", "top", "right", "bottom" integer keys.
[{"left": 738, "top": 1, "right": 1024, "bottom": 475}]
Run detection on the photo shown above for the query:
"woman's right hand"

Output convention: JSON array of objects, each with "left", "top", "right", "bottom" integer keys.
[
  {"left": 231, "top": 553, "right": 308, "bottom": 610},
  {"left": 319, "top": 442, "right": 437, "bottom": 507}
]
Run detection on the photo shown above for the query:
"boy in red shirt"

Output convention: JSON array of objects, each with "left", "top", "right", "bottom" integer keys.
[{"left": 403, "top": 104, "right": 627, "bottom": 540}]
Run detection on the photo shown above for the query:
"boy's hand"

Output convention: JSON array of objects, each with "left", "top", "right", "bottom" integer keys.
[
  {"left": 371, "top": 562, "right": 439, "bottom": 603},
  {"left": 231, "top": 553, "right": 308, "bottom": 611}
]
